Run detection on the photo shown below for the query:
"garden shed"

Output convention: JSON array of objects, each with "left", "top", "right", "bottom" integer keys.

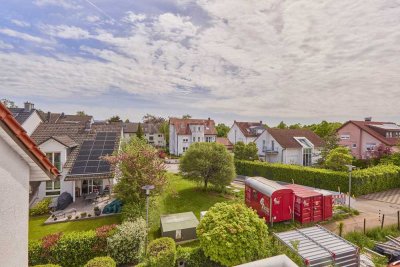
[
  {"left": 245, "top": 177, "right": 294, "bottom": 225},
  {"left": 160, "top": 212, "right": 199, "bottom": 243},
  {"left": 274, "top": 225, "right": 359, "bottom": 267}
]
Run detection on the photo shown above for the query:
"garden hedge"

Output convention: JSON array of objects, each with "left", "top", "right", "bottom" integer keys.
[
  {"left": 147, "top": 237, "right": 176, "bottom": 267},
  {"left": 84, "top": 256, "right": 116, "bottom": 267},
  {"left": 235, "top": 160, "right": 400, "bottom": 196},
  {"left": 30, "top": 198, "right": 52, "bottom": 216},
  {"left": 176, "top": 246, "right": 221, "bottom": 267}
]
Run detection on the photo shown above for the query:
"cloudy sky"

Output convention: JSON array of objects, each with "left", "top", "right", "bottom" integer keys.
[{"left": 0, "top": 0, "right": 399, "bottom": 125}]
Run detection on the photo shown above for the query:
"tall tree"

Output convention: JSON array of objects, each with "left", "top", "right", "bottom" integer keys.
[
  {"left": 180, "top": 142, "right": 235, "bottom": 190},
  {"left": 182, "top": 114, "right": 192, "bottom": 119},
  {"left": 216, "top": 123, "right": 230, "bottom": 137},
  {"left": 102, "top": 138, "right": 166, "bottom": 205},
  {"left": 276, "top": 121, "right": 288, "bottom": 129},
  {"left": 0, "top": 98, "right": 17, "bottom": 108},
  {"left": 159, "top": 121, "right": 169, "bottom": 147},
  {"left": 324, "top": 147, "right": 353, "bottom": 171},
  {"left": 142, "top": 113, "right": 165, "bottom": 124},
  {"left": 289, "top": 123, "right": 302, "bottom": 129},
  {"left": 136, "top": 123, "right": 144, "bottom": 139},
  {"left": 76, "top": 111, "right": 86, "bottom": 116},
  {"left": 233, "top": 141, "right": 258, "bottom": 161},
  {"left": 125, "top": 119, "right": 130, "bottom": 123},
  {"left": 108, "top": 115, "right": 121, "bottom": 122}
]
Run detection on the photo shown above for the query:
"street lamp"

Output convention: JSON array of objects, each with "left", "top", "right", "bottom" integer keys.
[
  {"left": 142, "top": 184, "right": 154, "bottom": 253},
  {"left": 345, "top": 165, "right": 356, "bottom": 209}
]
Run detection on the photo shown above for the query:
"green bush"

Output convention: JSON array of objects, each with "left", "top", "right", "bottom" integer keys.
[
  {"left": 84, "top": 256, "right": 116, "bottom": 267},
  {"left": 197, "top": 203, "right": 269, "bottom": 266},
  {"left": 29, "top": 240, "right": 46, "bottom": 266},
  {"left": 32, "top": 265, "right": 61, "bottom": 267},
  {"left": 51, "top": 231, "right": 98, "bottom": 267},
  {"left": 121, "top": 202, "right": 144, "bottom": 222},
  {"left": 147, "top": 237, "right": 176, "bottom": 267},
  {"left": 176, "top": 246, "right": 220, "bottom": 267},
  {"left": 107, "top": 218, "right": 147, "bottom": 265},
  {"left": 235, "top": 160, "right": 400, "bottom": 195},
  {"left": 30, "top": 198, "right": 52, "bottom": 216}
]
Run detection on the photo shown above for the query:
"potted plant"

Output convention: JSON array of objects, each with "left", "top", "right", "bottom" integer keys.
[{"left": 94, "top": 206, "right": 101, "bottom": 216}]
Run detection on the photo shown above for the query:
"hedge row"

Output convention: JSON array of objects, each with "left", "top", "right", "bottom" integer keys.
[{"left": 235, "top": 160, "right": 400, "bottom": 196}]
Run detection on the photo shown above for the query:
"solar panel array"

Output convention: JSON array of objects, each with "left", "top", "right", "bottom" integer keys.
[{"left": 70, "top": 132, "right": 117, "bottom": 175}]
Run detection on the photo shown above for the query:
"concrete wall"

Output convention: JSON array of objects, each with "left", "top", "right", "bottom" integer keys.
[
  {"left": 0, "top": 134, "right": 30, "bottom": 267},
  {"left": 23, "top": 111, "right": 42, "bottom": 136}
]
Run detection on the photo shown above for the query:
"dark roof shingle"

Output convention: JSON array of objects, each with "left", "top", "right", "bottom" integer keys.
[{"left": 266, "top": 128, "right": 324, "bottom": 148}]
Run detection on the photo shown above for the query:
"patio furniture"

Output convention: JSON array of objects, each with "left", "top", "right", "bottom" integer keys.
[
  {"left": 103, "top": 185, "right": 110, "bottom": 196},
  {"left": 85, "top": 192, "right": 98, "bottom": 202}
]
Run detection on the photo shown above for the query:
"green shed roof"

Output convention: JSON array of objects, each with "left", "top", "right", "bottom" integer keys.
[{"left": 161, "top": 212, "right": 199, "bottom": 232}]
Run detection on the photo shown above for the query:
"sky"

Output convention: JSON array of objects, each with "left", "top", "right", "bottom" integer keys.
[{"left": 0, "top": 0, "right": 400, "bottom": 126}]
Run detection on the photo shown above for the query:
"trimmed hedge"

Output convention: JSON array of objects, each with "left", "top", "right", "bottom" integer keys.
[
  {"left": 235, "top": 160, "right": 400, "bottom": 196},
  {"left": 176, "top": 246, "right": 221, "bottom": 267},
  {"left": 30, "top": 198, "right": 52, "bottom": 216},
  {"left": 147, "top": 237, "right": 176, "bottom": 267},
  {"left": 84, "top": 256, "right": 116, "bottom": 267}
]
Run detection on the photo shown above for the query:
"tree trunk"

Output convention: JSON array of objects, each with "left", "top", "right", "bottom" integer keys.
[{"left": 204, "top": 179, "right": 208, "bottom": 191}]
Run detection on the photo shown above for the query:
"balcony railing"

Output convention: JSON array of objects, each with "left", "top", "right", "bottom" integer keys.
[{"left": 262, "top": 146, "right": 279, "bottom": 153}]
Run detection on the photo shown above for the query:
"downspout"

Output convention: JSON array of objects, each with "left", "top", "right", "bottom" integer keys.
[{"left": 281, "top": 148, "right": 286, "bottom": 163}]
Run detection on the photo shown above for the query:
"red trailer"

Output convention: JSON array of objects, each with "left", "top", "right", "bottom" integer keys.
[
  {"left": 245, "top": 177, "right": 294, "bottom": 225},
  {"left": 285, "top": 184, "right": 323, "bottom": 224}
]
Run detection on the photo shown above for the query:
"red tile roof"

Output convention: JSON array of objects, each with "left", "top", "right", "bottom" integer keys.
[
  {"left": 235, "top": 121, "right": 264, "bottom": 137},
  {"left": 169, "top": 118, "right": 217, "bottom": 135},
  {"left": 266, "top": 128, "right": 324, "bottom": 148},
  {"left": 338, "top": 120, "right": 399, "bottom": 146},
  {"left": 0, "top": 103, "right": 59, "bottom": 178},
  {"left": 216, "top": 137, "right": 233, "bottom": 150}
]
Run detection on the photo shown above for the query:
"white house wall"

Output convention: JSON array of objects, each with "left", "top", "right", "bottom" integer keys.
[
  {"left": 0, "top": 132, "right": 30, "bottom": 267},
  {"left": 169, "top": 124, "right": 177, "bottom": 155},
  {"left": 228, "top": 124, "right": 245, "bottom": 144},
  {"left": 22, "top": 111, "right": 42, "bottom": 136}
]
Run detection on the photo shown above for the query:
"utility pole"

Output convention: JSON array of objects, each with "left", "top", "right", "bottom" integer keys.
[{"left": 142, "top": 184, "right": 155, "bottom": 254}]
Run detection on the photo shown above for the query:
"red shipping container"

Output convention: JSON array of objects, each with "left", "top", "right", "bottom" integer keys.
[
  {"left": 314, "top": 189, "right": 333, "bottom": 221},
  {"left": 285, "top": 184, "right": 323, "bottom": 224},
  {"left": 245, "top": 177, "right": 294, "bottom": 225}
]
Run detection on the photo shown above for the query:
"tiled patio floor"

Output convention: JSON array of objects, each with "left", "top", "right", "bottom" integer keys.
[{"left": 45, "top": 195, "right": 115, "bottom": 224}]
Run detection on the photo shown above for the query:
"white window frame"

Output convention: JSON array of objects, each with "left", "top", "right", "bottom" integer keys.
[
  {"left": 352, "top": 143, "right": 357, "bottom": 149},
  {"left": 46, "top": 152, "right": 62, "bottom": 172},
  {"left": 340, "top": 134, "right": 350, "bottom": 140},
  {"left": 46, "top": 180, "right": 61, "bottom": 196}
]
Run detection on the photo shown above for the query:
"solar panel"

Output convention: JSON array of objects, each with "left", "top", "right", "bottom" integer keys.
[{"left": 70, "top": 132, "right": 117, "bottom": 175}]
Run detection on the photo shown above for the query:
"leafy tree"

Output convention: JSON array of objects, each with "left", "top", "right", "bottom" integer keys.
[
  {"left": 159, "top": 121, "right": 169, "bottom": 147},
  {"left": 197, "top": 203, "right": 269, "bottom": 266},
  {"left": 108, "top": 115, "right": 121, "bottom": 123},
  {"left": 233, "top": 141, "right": 258, "bottom": 161},
  {"left": 0, "top": 98, "right": 17, "bottom": 108},
  {"left": 182, "top": 114, "right": 192, "bottom": 119},
  {"left": 276, "top": 121, "right": 288, "bottom": 129},
  {"left": 179, "top": 142, "right": 235, "bottom": 190},
  {"left": 143, "top": 114, "right": 165, "bottom": 124},
  {"left": 370, "top": 143, "right": 392, "bottom": 159},
  {"left": 305, "top": 120, "right": 342, "bottom": 138},
  {"left": 136, "top": 123, "right": 144, "bottom": 139},
  {"left": 125, "top": 119, "right": 130, "bottom": 123},
  {"left": 289, "top": 123, "right": 302, "bottom": 129},
  {"left": 102, "top": 138, "right": 166, "bottom": 205},
  {"left": 319, "top": 133, "right": 340, "bottom": 164},
  {"left": 76, "top": 111, "right": 86, "bottom": 116},
  {"left": 324, "top": 146, "right": 353, "bottom": 171},
  {"left": 215, "top": 123, "right": 230, "bottom": 137}
]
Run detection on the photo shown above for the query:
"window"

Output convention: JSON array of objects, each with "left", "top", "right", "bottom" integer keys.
[
  {"left": 45, "top": 180, "right": 60, "bottom": 196},
  {"left": 352, "top": 143, "right": 357, "bottom": 149},
  {"left": 198, "top": 126, "right": 201, "bottom": 131},
  {"left": 366, "top": 143, "right": 376, "bottom": 150},
  {"left": 271, "top": 140, "right": 275, "bottom": 151},
  {"left": 149, "top": 136, "right": 154, "bottom": 141},
  {"left": 205, "top": 136, "right": 213, "bottom": 142},
  {"left": 183, "top": 138, "right": 188, "bottom": 143},
  {"left": 82, "top": 179, "right": 103, "bottom": 194},
  {"left": 46, "top": 152, "right": 62, "bottom": 171},
  {"left": 198, "top": 137, "right": 200, "bottom": 142},
  {"left": 183, "top": 147, "right": 188, "bottom": 152},
  {"left": 340, "top": 134, "right": 350, "bottom": 140},
  {"left": 158, "top": 134, "right": 162, "bottom": 137},
  {"left": 303, "top": 148, "right": 312, "bottom": 166},
  {"left": 193, "top": 137, "right": 196, "bottom": 142}
]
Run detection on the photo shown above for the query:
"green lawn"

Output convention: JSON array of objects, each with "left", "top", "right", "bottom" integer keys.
[
  {"left": 29, "top": 214, "right": 121, "bottom": 241},
  {"left": 148, "top": 173, "right": 243, "bottom": 240}
]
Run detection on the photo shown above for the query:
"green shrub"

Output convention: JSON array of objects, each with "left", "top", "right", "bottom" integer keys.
[
  {"left": 176, "top": 246, "right": 221, "bottom": 267},
  {"left": 30, "top": 198, "right": 52, "bottom": 216},
  {"left": 197, "top": 203, "right": 269, "bottom": 266},
  {"left": 147, "top": 237, "right": 176, "bottom": 267},
  {"left": 84, "top": 256, "right": 116, "bottom": 267},
  {"left": 51, "top": 231, "right": 98, "bottom": 267},
  {"left": 121, "top": 202, "right": 144, "bottom": 222},
  {"left": 32, "top": 264, "right": 61, "bottom": 267},
  {"left": 235, "top": 160, "right": 400, "bottom": 195},
  {"left": 29, "top": 240, "right": 46, "bottom": 266},
  {"left": 107, "top": 218, "right": 147, "bottom": 265}
]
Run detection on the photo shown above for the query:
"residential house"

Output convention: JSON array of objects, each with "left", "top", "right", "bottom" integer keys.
[
  {"left": 0, "top": 103, "right": 59, "bottom": 267},
  {"left": 30, "top": 121, "right": 122, "bottom": 205},
  {"left": 143, "top": 123, "right": 166, "bottom": 147},
  {"left": 9, "top": 101, "right": 43, "bottom": 136},
  {"left": 122, "top": 122, "right": 166, "bottom": 147},
  {"left": 337, "top": 118, "right": 400, "bottom": 159},
  {"left": 255, "top": 128, "right": 324, "bottom": 166},
  {"left": 227, "top": 121, "right": 265, "bottom": 145},
  {"left": 39, "top": 111, "right": 93, "bottom": 125},
  {"left": 169, "top": 118, "right": 217, "bottom": 155}
]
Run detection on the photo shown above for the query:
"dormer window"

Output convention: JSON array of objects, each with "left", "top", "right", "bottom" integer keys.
[{"left": 46, "top": 152, "right": 62, "bottom": 171}]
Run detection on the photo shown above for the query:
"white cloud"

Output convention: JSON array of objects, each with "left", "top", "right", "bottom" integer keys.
[
  {"left": 40, "top": 25, "right": 90, "bottom": 39},
  {"left": 33, "top": 0, "right": 81, "bottom": 9},
  {"left": 86, "top": 15, "right": 100, "bottom": 23},
  {"left": 2, "top": 0, "right": 400, "bottom": 121},
  {"left": 10, "top": 19, "right": 30, "bottom": 27},
  {"left": 0, "top": 40, "right": 13, "bottom": 49},
  {"left": 0, "top": 28, "right": 50, "bottom": 44}
]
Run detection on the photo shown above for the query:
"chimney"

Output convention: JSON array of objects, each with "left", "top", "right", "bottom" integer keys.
[
  {"left": 61, "top": 112, "right": 65, "bottom": 118},
  {"left": 208, "top": 117, "right": 210, "bottom": 121},
  {"left": 365, "top": 117, "right": 372, "bottom": 122},
  {"left": 24, "top": 102, "right": 34, "bottom": 112},
  {"left": 47, "top": 111, "right": 51, "bottom": 122},
  {"left": 260, "top": 120, "right": 263, "bottom": 124}
]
